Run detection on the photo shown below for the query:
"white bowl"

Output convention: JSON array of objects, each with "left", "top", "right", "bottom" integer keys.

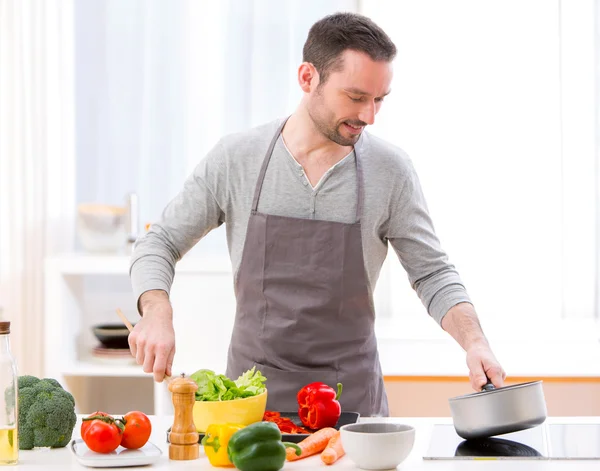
[
  {"left": 340, "top": 422, "right": 415, "bottom": 470},
  {"left": 77, "top": 204, "right": 127, "bottom": 253}
]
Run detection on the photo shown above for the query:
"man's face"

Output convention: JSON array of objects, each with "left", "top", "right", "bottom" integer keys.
[{"left": 306, "top": 50, "right": 393, "bottom": 146}]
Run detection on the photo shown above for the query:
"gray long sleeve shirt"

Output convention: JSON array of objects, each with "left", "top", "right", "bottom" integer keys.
[{"left": 130, "top": 118, "right": 471, "bottom": 325}]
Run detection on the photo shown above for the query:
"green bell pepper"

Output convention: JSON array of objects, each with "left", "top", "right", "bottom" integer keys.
[{"left": 227, "top": 421, "right": 301, "bottom": 471}]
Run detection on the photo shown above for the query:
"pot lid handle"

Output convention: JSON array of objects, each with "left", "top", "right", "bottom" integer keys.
[{"left": 482, "top": 380, "right": 495, "bottom": 392}]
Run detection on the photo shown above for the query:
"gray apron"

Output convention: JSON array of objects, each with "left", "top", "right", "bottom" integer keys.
[{"left": 226, "top": 119, "right": 389, "bottom": 417}]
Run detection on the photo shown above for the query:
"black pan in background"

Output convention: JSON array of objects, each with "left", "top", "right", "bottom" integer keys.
[{"left": 92, "top": 323, "right": 133, "bottom": 349}]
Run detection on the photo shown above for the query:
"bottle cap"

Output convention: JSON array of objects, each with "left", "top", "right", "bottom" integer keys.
[
  {"left": 0, "top": 321, "right": 10, "bottom": 334},
  {"left": 168, "top": 373, "right": 198, "bottom": 394}
]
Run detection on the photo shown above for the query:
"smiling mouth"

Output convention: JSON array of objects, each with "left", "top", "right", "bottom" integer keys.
[{"left": 343, "top": 122, "right": 363, "bottom": 133}]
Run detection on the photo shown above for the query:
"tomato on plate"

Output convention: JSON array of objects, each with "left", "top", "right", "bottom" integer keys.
[
  {"left": 120, "top": 411, "right": 152, "bottom": 449},
  {"left": 81, "top": 414, "right": 123, "bottom": 454},
  {"left": 80, "top": 411, "right": 113, "bottom": 441}
]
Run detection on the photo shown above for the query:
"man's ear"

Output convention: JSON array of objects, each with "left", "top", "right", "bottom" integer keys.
[{"left": 298, "top": 62, "right": 320, "bottom": 93}]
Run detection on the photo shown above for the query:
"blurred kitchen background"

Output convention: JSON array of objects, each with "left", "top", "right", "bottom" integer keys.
[{"left": 1, "top": 0, "right": 599, "bottom": 416}]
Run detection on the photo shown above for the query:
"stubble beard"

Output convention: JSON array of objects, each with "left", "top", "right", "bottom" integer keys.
[{"left": 307, "top": 94, "right": 360, "bottom": 147}]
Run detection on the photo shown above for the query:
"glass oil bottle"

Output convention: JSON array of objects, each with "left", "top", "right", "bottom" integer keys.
[{"left": 0, "top": 318, "right": 18, "bottom": 465}]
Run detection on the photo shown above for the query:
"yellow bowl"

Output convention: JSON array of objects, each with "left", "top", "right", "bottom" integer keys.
[{"left": 192, "top": 390, "right": 268, "bottom": 433}]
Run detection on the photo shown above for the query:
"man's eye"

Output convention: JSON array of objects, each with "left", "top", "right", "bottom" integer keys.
[
  {"left": 375, "top": 97, "right": 384, "bottom": 103},
  {"left": 349, "top": 96, "right": 364, "bottom": 103}
]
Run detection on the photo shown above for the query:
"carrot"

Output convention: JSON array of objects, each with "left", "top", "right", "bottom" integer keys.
[
  {"left": 286, "top": 427, "right": 338, "bottom": 461},
  {"left": 321, "top": 430, "right": 345, "bottom": 465}
]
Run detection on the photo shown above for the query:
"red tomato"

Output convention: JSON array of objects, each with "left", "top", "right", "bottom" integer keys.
[
  {"left": 82, "top": 416, "right": 123, "bottom": 454},
  {"left": 120, "top": 411, "right": 152, "bottom": 449},
  {"left": 81, "top": 411, "right": 112, "bottom": 439}
]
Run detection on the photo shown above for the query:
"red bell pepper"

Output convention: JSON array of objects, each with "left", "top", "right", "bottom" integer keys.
[
  {"left": 262, "top": 411, "right": 312, "bottom": 434},
  {"left": 297, "top": 382, "right": 343, "bottom": 429}
]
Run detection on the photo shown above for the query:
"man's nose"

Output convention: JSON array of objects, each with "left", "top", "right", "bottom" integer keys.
[{"left": 358, "top": 103, "right": 375, "bottom": 125}]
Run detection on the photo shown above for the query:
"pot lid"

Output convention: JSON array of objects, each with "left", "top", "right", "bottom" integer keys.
[{"left": 448, "top": 380, "right": 542, "bottom": 402}]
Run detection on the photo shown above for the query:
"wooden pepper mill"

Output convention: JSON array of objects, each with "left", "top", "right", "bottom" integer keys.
[{"left": 168, "top": 373, "right": 199, "bottom": 460}]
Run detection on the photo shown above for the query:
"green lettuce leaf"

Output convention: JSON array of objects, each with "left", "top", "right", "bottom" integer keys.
[{"left": 191, "top": 367, "right": 266, "bottom": 402}]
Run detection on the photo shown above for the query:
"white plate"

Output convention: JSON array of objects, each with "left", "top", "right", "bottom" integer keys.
[{"left": 70, "top": 439, "right": 162, "bottom": 467}]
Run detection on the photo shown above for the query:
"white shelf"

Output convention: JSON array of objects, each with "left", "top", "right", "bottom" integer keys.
[
  {"left": 46, "top": 254, "right": 131, "bottom": 275},
  {"left": 44, "top": 251, "right": 236, "bottom": 416},
  {"left": 45, "top": 252, "right": 232, "bottom": 275},
  {"left": 62, "top": 359, "right": 151, "bottom": 378}
]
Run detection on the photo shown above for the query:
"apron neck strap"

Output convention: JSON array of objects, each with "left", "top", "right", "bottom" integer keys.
[
  {"left": 251, "top": 118, "right": 289, "bottom": 213},
  {"left": 252, "top": 117, "right": 365, "bottom": 224},
  {"left": 354, "top": 146, "right": 364, "bottom": 223}
]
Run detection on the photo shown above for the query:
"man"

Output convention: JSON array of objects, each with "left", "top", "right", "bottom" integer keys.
[{"left": 129, "top": 12, "right": 506, "bottom": 416}]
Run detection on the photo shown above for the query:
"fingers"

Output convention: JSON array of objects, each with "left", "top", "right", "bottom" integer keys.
[
  {"left": 486, "top": 366, "right": 506, "bottom": 388},
  {"left": 466, "top": 353, "right": 488, "bottom": 391},
  {"left": 142, "top": 349, "right": 155, "bottom": 375},
  {"left": 135, "top": 335, "right": 146, "bottom": 366},
  {"left": 165, "top": 348, "right": 176, "bottom": 378},
  {"left": 469, "top": 368, "right": 488, "bottom": 391},
  {"left": 152, "top": 342, "right": 173, "bottom": 382},
  {"left": 133, "top": 333, "right": 175, "bottom": 382},
  {"left": 466, "top": 345, "right": 507, "bottom": 391},
  {"left": 126, "top": 310, "right": 175, "bottom": 382},
  {"left": 128, "top": 331, "right": 138, "bottom": 358}
]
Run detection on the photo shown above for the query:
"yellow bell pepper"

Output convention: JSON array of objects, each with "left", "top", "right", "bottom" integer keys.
[{"left": 201, "top": 423, "right": 245, "bottom": 467}]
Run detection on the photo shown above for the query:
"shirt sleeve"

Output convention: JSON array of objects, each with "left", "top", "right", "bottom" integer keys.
[
  {"left": 386, "top": 159, "right": 472, "bottom": 325},
  {"left": 129, "top": 140, "right": 226, "bottom": 310}
]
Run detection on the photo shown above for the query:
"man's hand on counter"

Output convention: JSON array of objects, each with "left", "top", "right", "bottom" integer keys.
[{"left": 129, "top": 290, "right": 176, "bottom": 382}]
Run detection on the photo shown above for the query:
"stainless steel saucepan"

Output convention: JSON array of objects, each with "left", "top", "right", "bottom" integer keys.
[{"left": 448, "top": 380, "right": 547, "bottom": 439}]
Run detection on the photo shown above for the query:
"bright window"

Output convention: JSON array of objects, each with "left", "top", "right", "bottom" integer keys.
[{"left": 362, "top": 1, "right": 599, "bottom": 333}]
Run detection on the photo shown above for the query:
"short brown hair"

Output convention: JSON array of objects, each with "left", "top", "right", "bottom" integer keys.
[{"left": 303, "top": 12, "right": 396, "bottom": 85}]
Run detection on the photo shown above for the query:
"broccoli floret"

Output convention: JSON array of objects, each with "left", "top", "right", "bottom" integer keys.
[
  {"left": 17, "top": 375, "right": 77, "bottom": 449},
  {"left": 18, "top": 375, "right": 40, "bottom": 389}
]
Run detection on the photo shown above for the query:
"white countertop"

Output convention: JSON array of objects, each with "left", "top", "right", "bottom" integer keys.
[{"left": 13, "top": 416, "right": 600, "bottom": 469}]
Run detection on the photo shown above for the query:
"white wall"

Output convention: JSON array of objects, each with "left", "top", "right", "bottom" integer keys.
[
  {"left": 360, "top": 0, "right": 598, "bottom": 329},
  {"left": 74, "top": 0, "right": 358, "bottom": 255},
  {"left": 74, "top": 0, "right": 188, "bottom": 227},
  {"left": 72, "top": 1, "right": 599, "bottom": 329}
]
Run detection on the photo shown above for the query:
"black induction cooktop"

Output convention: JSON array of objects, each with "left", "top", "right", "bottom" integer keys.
[
  {"left": 424, "top": 424, "right": 547, "bottom": 460},
  {"left": 424, "top": 424, "right": 600, "bottom": 460}
]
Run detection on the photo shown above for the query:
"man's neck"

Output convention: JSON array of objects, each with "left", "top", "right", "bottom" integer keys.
[{"left": 281, "top": 108, "right": 353, "bottom": 167}]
